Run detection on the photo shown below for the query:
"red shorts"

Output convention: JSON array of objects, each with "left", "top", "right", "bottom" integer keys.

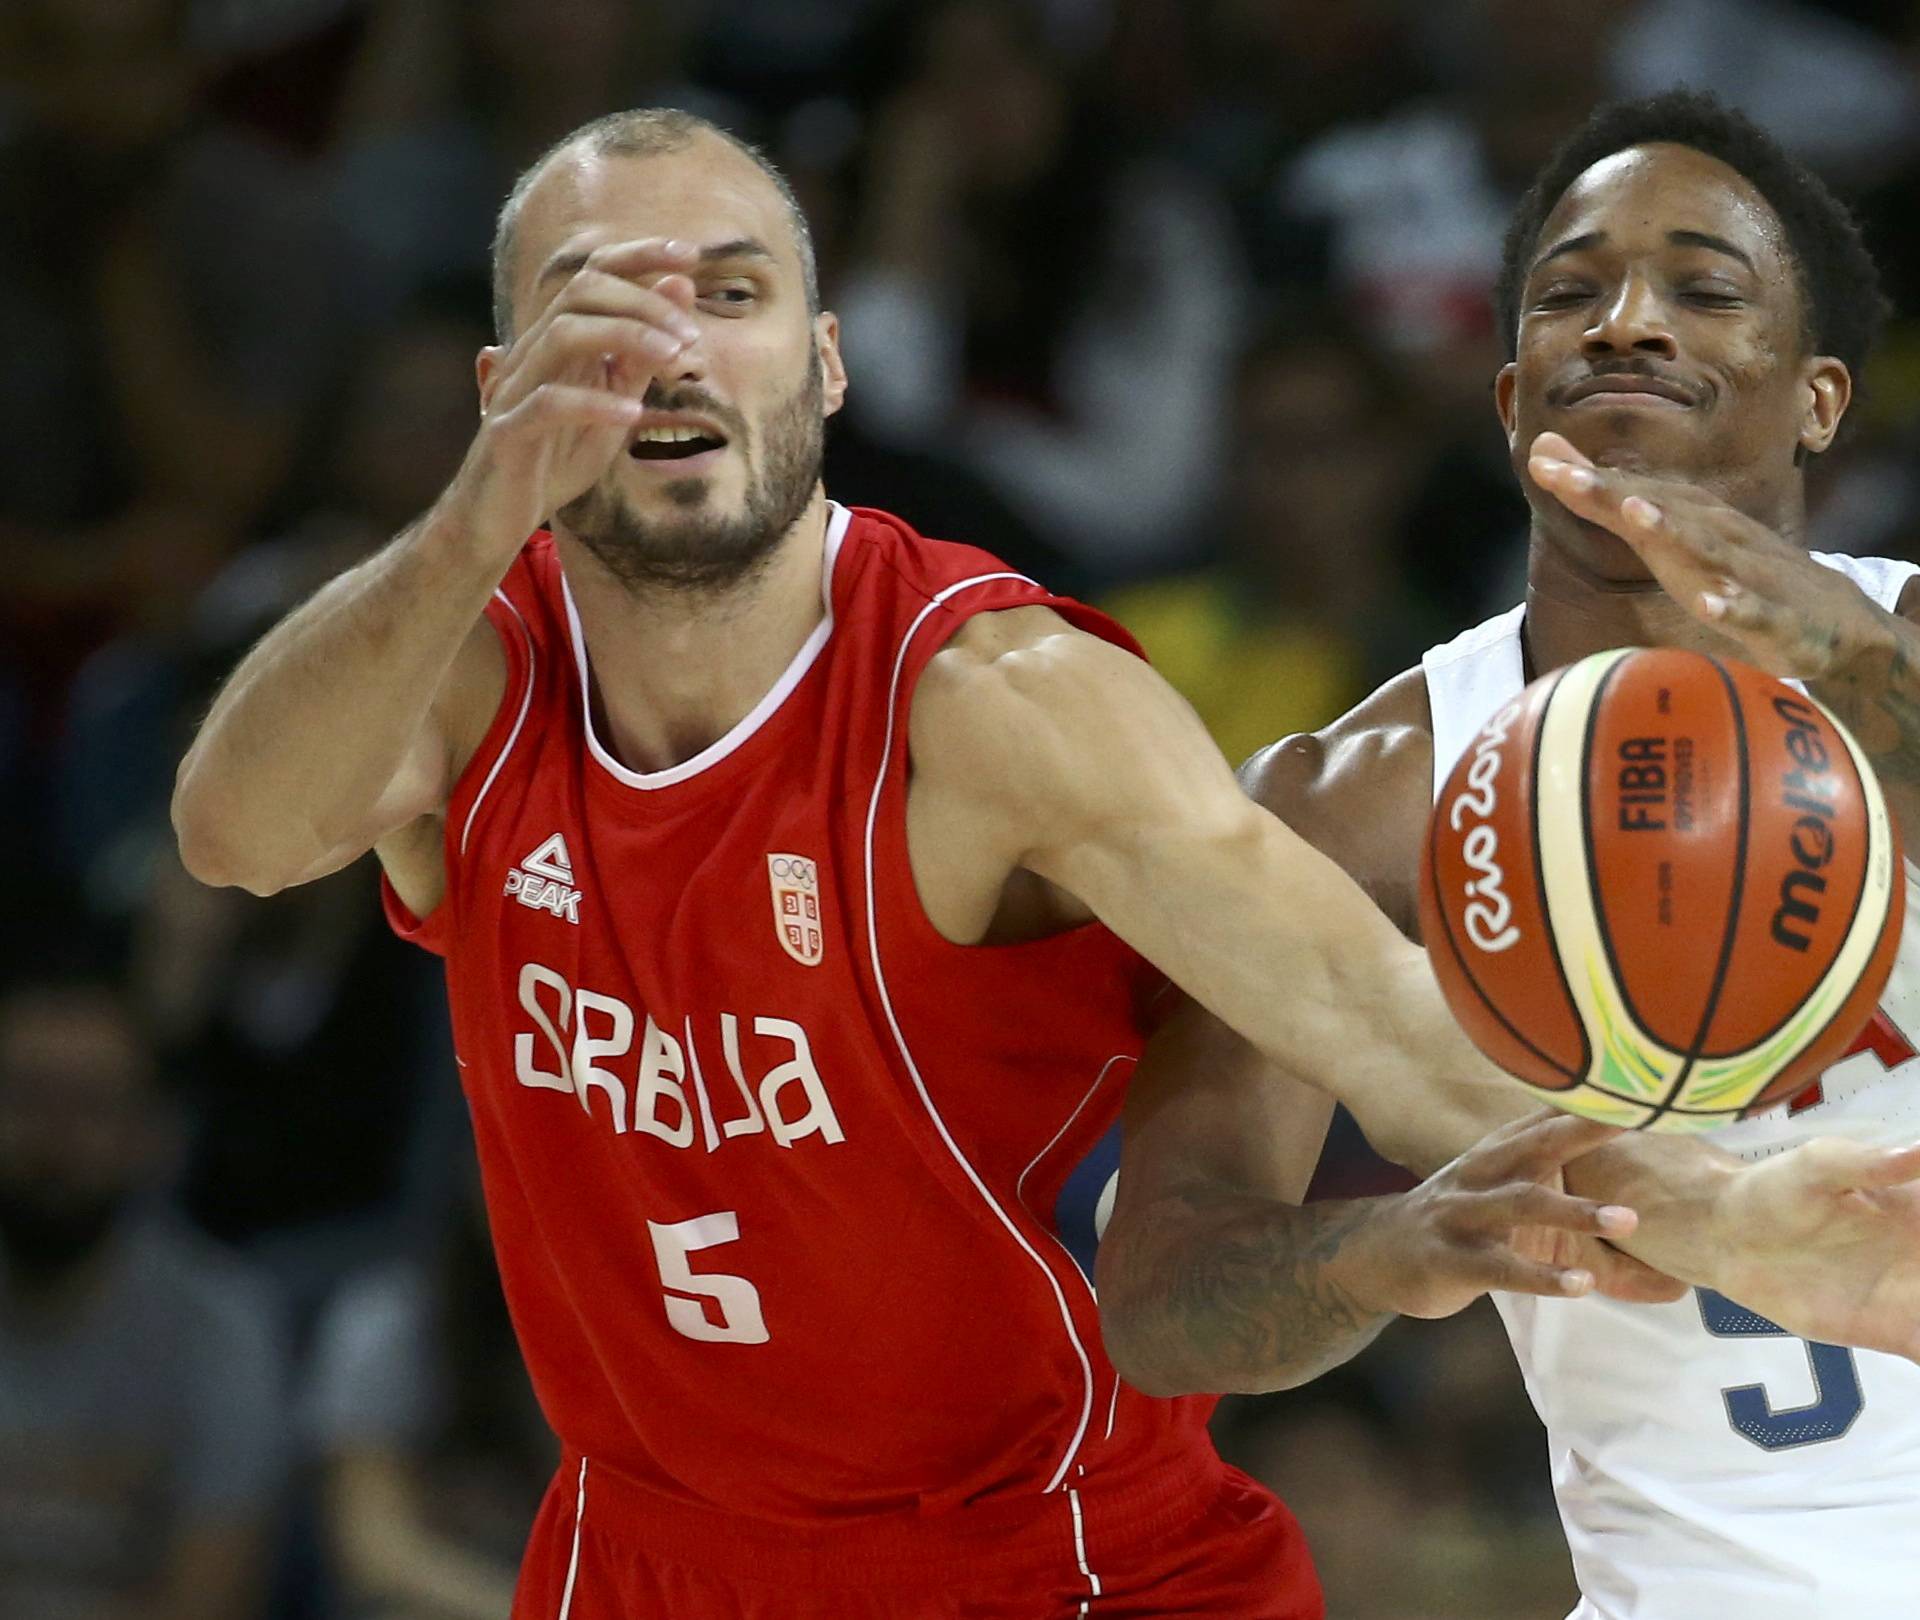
[{"left": 510, "top": 1451, "right": 1322, "bottom": 1619}]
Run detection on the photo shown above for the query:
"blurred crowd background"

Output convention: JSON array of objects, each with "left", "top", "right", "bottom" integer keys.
[{"left": 7, "top": 1, "right": 1920, "bottom": 1616}]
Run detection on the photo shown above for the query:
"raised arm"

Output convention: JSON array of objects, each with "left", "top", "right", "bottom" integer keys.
[{"left": 172, "top": 238, "right": 706, "bottom": 901}]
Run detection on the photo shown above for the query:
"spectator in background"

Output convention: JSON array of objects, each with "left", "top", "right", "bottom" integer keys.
[
  {"left": 1283, "top": 0, "right": 1917, "bottom": 364},
  {"left": 837, "top": 0, "right": 1245, "bottom": 582},
  {"left": 308, "top": 1179, "right": 552, "bottom": 1620},
  {"left": 330, "top": 0, "right": 707, "bottom": 316},
  {"left": 0, "top": 0, "right": 342, "bottom": 957},
  {"left": 113, "top": 298, "right": 491, "bottom": 1314},
  {"left": 0, "top": 981, "right": 288, "bottom": 1620},
  {"left": 1132, "top": 0, "right": 1431, "bottom": 296},
  {"left": 1101, "top": 313, "right": 1437, "bottom": 763}
]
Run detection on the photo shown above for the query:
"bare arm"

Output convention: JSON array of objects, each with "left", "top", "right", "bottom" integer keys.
[
  {"left": 1096, "top": 997, "right": 1672, "bottom": 1396},
  {"left": 172, "top": 238, "right": 708, "bottom": 899},
  {"left": 171, "top": 518, "right": 508, "bottom": 896},
  {"left": 909, "top": 614, "right": 1518, "bottom": 1149}
]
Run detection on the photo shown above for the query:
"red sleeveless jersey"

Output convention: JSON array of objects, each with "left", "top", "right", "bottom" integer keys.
[{"left": 384, "top": 504, "right": 1228, "bottom": 1538}]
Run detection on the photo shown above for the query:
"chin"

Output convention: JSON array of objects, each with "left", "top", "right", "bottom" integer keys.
[{"left": 1544, "top": 410, "right": 1708, "bottom": 478}]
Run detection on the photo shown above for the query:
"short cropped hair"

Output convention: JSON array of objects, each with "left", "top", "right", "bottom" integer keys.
[
  {"left": 490, "top": 108, "right": 820, "bottom": 343},
  {"left": 1493, "top": 89, "right": 1888, "bottom": 377}
]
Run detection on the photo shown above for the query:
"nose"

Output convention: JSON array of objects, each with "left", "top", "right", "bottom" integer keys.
[
  {"left": 1581, "top": 273, "right": 1678, "bottom": 362},
  {"left": 662, "top": 328, "right": 710, "bottom": 389}
]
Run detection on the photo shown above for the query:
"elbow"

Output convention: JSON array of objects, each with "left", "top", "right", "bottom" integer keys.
[
  {"left": 1096, "top": 1308, "right": 1193, "bottom": 1400},
  {"left": 170, "top": 767, "right": 290, "bottom": 896},
  {"left": 1093, "top": 1238, "right": 1213, "bottom": 1400}
]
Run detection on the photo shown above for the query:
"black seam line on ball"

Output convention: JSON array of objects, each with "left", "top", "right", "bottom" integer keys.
[{"left": 1665, "top": 653, "right": 1752, "bottom": 1115}]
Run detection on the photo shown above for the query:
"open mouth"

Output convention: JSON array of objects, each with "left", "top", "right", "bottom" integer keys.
[{"left": 628, "top": 425, "right": 728, "bottom": 461}]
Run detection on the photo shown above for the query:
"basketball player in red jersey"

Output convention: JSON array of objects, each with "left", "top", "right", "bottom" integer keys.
[
  {"left": 171, "top": 110, "right": 1666, "bottom": 1619},
  {"left": 1100, "top": 91, "right": 1920, "bottom": 1620}
]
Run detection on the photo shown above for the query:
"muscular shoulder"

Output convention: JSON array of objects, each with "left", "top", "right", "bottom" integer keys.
[
  {"left": 1238, "top": 666, "right": 1434, "bottom": 935},
  {"left": 910, "top": 605, "right": 1176, "bottom": 797}
]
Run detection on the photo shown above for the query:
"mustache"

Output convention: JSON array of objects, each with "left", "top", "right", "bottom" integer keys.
[
  {"left": 1545, "top": 359, "right": 1699, "bottom": 407},
  {"left": 640, "top": 381, "right": 749, "bottom": 444}
]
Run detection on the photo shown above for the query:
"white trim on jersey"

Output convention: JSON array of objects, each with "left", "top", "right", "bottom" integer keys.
[
  {"left": 1015, "top": 1052, "right": 1134, "bottom": 1292},
  {"left": 1068, "top": 1485, "right": 1102, "bottom": 1607},
  {"left": 460, "top": 588, "right": 538, "bottom": 857},
  {"left": 555, "top": 1455, "right": 587, "bottom": 1620},
  {"left": 560, "top": 502, "right": 854, "bottom": 790},
  {"left": 861, "top": 569, "right": 1104, "bottom": 1497}
]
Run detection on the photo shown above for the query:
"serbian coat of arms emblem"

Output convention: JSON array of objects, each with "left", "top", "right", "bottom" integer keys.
[{"left": 767, "top": 853, "right": 823, "bottom": 966}]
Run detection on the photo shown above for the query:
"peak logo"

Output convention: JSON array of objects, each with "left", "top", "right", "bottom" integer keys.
[{"left": 506, "top": 833, "right": 582, "bottom": 923}]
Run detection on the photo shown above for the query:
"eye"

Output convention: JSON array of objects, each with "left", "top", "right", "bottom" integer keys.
[
  {"left": 701, "top": 284, "right": 758, "bottom": 311},
  {"left": 1532, "top": 286, "right": 1592, "bottom": 311},
  {"left": 1679, "top": 287, "right": 1743, "bottom": 309}
]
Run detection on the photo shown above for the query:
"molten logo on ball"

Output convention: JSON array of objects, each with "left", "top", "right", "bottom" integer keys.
[{"left": 1770, "top": 692, "right": 1836, "bottom": 954}]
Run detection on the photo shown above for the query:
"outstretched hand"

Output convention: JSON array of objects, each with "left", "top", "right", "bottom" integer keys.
[
  {"left": 1355, "top": 1110, "right": 1686, "bottom": 1321},
  {"left": 1708, "top": 1136, "right": 1920, "bottom": 1362},
  {"left": 1525, "top": 430, "right": 1899, "bottom": 683}
]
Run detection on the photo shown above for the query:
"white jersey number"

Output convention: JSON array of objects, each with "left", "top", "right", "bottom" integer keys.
[
  {"left": 647, "top": 1212, "right": 771, "bottom": 1345},
  {"left": 1698, "top": 1289, "right": 1863, "bottom": 1450}
]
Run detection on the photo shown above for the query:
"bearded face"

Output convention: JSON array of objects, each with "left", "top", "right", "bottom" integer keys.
[{"left": 558, "top": 356, "right": 826, "bottom": 595}]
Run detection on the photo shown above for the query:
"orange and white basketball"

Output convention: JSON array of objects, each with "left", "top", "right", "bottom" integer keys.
[{"left": 1419, "top": 647, "right": 1903, "bottom": 1131}]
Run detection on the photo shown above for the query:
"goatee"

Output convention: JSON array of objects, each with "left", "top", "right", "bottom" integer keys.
[{"left": 559, "top": 362, "right": 825, "bottom": 595}]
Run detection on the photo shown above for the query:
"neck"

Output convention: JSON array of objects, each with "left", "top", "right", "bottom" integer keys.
[
  {"left": 555, "top": 491, "right": 834, "bottom": 774},
  {"left": 1523, "top": 483, "right": 1806, "bottom": 673}
]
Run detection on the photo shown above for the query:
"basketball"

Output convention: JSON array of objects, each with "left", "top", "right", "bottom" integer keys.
[{"left": 1419, "top": 647, "right": 1905, "bottom": 1132}]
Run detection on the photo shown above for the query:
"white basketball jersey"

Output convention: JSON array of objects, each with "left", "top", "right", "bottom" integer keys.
[{"left": 1421, "top": 553, "right": 1920, "bottom": 1620}]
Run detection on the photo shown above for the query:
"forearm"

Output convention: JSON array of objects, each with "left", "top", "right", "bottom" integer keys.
[
  {"left": 1097, "top": 1189, "right": 1394, "bottom": 1396},
  {"left": 172, "top": 509, "right": 502, "bottom": 892},
  {"left": 1814, "top": 607, "right": 1920, "bottom": 852},
  {"left": 1079, "top": 813, "right": 1522, "bottom": 1168}
]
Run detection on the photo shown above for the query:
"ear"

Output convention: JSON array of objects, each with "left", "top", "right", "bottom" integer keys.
[
  {"left": 476, "top": 345, "right": 505, "bottom": 415},
  {"left": 815, "top": 312, "right": 848, "bottom": 418},
  {"left": 1799, "top": 356, "right": 1850, "bottom": 456},
  {"left": 1494, "top": 362, "right": 1519, "bottom": 446}
]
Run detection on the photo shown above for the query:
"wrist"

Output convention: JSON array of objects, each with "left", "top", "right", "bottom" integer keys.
[
  {"left": 1824, "top": 598, "right": 1909, "bottom": 686},
  {"left": 409, "top": 493, "right": 528, "bottom": 584},
  {"left": 1318, "top": 1197, "right": 1406, "bottom": 1318},
  {"left": 1573, "top": 1136, "right": 1739, "bottom": 1288}
]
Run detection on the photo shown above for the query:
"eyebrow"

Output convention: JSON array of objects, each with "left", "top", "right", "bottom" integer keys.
[
  {"left": 536, "top": 237, "right": 779, "bottom": 288},
  {"left": 1529, "top": 228, "right": 1757, "bottom": 277}
]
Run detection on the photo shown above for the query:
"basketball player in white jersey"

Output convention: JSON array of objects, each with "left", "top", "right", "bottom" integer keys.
[{"left": 1099, "top": 90, "right": 1920, "bottom": 1617}]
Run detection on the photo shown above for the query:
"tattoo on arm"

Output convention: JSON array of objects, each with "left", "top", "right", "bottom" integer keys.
[
  {"left": 1819, "top": 627, "right": 1920, "bottom": 788},
  {"left": 1110, "top": 1191, "right": 1392, "bottom": 1394}
]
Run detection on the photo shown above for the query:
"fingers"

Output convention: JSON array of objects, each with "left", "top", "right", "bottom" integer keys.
[
  {"left": 1529, "top": 430, "right": 1593, "bottom": 469},
  {"left": 1525, "top": 437, "right": 1697, "bottom": 544},
  {"left": 1583, "top": 1240, "right": 1691, "bottom": 1305},
  {"left": 1483, "top": 1250, "right": 1598, "bottom": 1300},
  {"left": 526, "top": 270, "right": 703, "bottom": 348},
  {"left": 491, "top": 383, "right": 647, "bottom": 435},
  {"left": 1802, "top": 1137, "right": 1920, "bottom": 1192},
  {"left": 584, "top": 236, "right": 701, "bottom": 279},
  {"left": 1471, "top": 1179, "right": 1639, "bottom": 1241},
  {"left": 491, "top": 311, "right": 694, "bottom": 417}
]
